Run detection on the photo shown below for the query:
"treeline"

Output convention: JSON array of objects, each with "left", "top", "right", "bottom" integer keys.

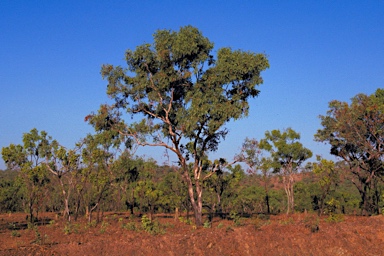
[{"left": 0, "top": 154, "right": 363, "bottom": 221}]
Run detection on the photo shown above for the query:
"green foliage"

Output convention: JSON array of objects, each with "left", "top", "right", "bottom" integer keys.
[
  {"left": 87, "top": 220, "right": 98, "bottom": 228},
  {"left": 230, "top": 210, "right": 242, "bottom": 226},
  {"left": 141, "top": 215, "right": 164, "bottom": 235},
  {"left": 259, "top": 128, "right": 313, "bottom": 171},
  {"left": 100, "top": 221, "right": 109, "bottom": 234},
  {"left": 260, "top": 128, "right": 312, "bottom": 214},
  {"left": 294, "top": 181, "right": 316, "bottom": 212},
  {"left": 252, "top": 217, "right": 270, "bottom": 230},
  {"left": 279, "top": 217, "right": 294, "bottom": 225},
  {"left": 257, "top": 213, "right": 270, "bottom": 220},
  {"left": 63, "top": 222, "right": 80, "bottom": 235},
  {"left": 31, "top": 224, "right": 48, "bottom": 245},
  {"left": 0, "top": 169, "right": 23, "bottom": 212},
  {"left": 325, "top": 213, "right": 344, "bottom": 223},
  {"left": 11, "top": 230, "right": 21, "bottom": 237},
  {"left": 178, "top": 216, "right": 192, "bottom": 225},
  {"left": 48, "top": 220, "right": 55, "bottom": 227},
  {"left": 33, "top": 226, "right": 42, "bottom": 244},
  {"left": 203, "top": 220, "right": 211, "bottom": 228},
  {"left": 123, "top": 221, "right": 137, "bottom": 231},
  {"left": 90, "top": 25, "right": 269, "bottom": 226},
  {"left": 1, "top": 129, "right": 53, "bottom": 222},
  {"left": 315, "top": 89, "right": 384, "bottom": 215}
]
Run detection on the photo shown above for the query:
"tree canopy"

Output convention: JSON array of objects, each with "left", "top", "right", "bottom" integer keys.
[{"left": 315, "top": 89, "right": 384, "bottom": 214}]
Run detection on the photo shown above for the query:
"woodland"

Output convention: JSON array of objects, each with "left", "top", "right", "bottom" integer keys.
[{"left": 1, "top": 26, "right": 383, "bottom": 232}]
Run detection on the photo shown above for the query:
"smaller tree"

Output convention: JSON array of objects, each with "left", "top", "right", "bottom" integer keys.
[
  {"left": 44, "top": 141, "right": 81, "bottom": 221},
  {"left": 315, "top": 89, "right": 384, "bottom": 215},
  {"left": 0, "top": 169, "right": 23, "bottom": 212},
  {"left": 237, "top": 137, "right": 274, "bottom": 214},
  {"left": 259, "top": 128, "right": 312, "bottom": 214},
  {"left": 1, "top": 129, "right": 52, "bottom": 222},
  {"left": 312, "top": 156, "right": 340, "bottom": 215},
  {"left": 158, "top": 169, "right": 187, "bottom": 219}
]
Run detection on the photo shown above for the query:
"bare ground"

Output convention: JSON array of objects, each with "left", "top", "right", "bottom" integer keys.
[{"left": 1, "top": 212, "right": 384, "bottom": 255}]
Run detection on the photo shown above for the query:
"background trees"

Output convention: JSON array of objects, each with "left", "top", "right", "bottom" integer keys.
[
  {"left": 1, "top": 129, "right": 52, "bottom": 222},
  {"left": 315, "top": 89, "right": 384, "bottom": 215},
  {"left": 259, "top": 128, "right": 313, "bottom": 214}
]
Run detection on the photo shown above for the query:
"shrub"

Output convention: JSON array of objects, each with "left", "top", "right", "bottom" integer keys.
[
  {"left": 11, "top": 230, "right": 21, "bottom": 237},
  {"left": 325, "top": 213, "right": 344, "bottom": 223},
  {"left": 100, "top": 221, "right": 108, "bottom": 234},
  {"left": 303, "top": 214, "right": 319, "bottom": 233},
  {"left": 230, "top": 211, "right": 242, "bottom": 226},
  {"left": 141, "top": 215, "right": 164, "bottom": 235},
  {"left": 203, "top": 220, "right": 211, "bottom": 228}
]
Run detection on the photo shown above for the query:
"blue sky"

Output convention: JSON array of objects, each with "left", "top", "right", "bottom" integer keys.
[{"left": 1, "top": 1, "right": 383, "bottom": 169}]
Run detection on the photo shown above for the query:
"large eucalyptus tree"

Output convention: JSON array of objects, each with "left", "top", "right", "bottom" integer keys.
[{"left": 88, "top": 26, "right": 269, "bottom": 225}]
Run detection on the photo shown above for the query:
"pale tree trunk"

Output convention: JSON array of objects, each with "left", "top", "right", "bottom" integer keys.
[
  {"left": 195, "top": 179, "right": 203, "bottom": 226},
  {"left": 282, "top": 163, "right": 295, "bottom": 214},
  {"left": 174, "top": 207, "right": 179, "bottom": 220},
  {"left": 58, "top": 177, "right": 71, "bottom": 222},
  {"left": 183, "top": 165, "right": 203, "bottom": 226}
]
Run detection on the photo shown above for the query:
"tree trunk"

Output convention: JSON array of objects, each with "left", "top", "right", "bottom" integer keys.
[
  {"left": 59, "top": 177, "right": 71, "bottom": 221},
  {"left": 184, "top": 170, "right": 203, "bottom": 226},
  {"left": 282, "top": 165, "right": 295, "bottom": 215},
  {"left": 265, "top": 193, "right": 270, "bottom": 214},
  {"left": 174, "top": 207, "right": 179, "bottom": 220}
]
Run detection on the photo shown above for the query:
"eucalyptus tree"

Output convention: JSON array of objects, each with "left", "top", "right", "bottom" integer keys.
[
  {"left": 88, "top": 26, "right": 269, "bottom": 225},
  {"left": 158, "top": 169, "right": 187, "bottom": 219},
  {"left": 237, "top": 137, "right": 274, "bottom": 214},
  {"left": 260, "top": 128, "right": 312, "bottom": 214},
  {"left": 82, "top": 103, "right": 124, "bottom": 222},
  {"left": 1, "top": 128, "right": 51, "bottom": 222},
  {"left": 111, "top": 152, "right": 141, "bottom": 214},
  {"left": 315, "top": 89, "right": 384, "bottom": 215},
  {"left": 312, "top": 156, "right": 340, "bottom": 215},
  {"left": 0, "top": 169, "right": 23, "bottom": 212},
  {"left": 44, "top": 141, "right": 81, "bottom": 221},
  {"left": 79, "top": 132, "right": 119, "bottom": 223}
]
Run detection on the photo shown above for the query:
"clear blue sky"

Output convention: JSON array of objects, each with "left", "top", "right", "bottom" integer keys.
[{"left": 1, "top": 1, "right": 383, "bottom": 169}]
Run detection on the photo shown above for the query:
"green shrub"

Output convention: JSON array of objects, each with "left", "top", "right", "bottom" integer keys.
[
  {"left": 279, "top": 217, "right": 294, "bottom": 225},
  {"left": 11, "top": 230, "right": 21, "bottom": 237},
  {"left": 141, "top": 215, "right": 165, "bottom": 235},
  {"left": 178, "top": 216, "right": 192, "bottom": 225},
  {"left": 100, "top": 221, "right": 108, "bottom": 234},
  {"left": 325, "top": 213, "right": 344, "bottom": 223},
  {"left": 230, "top": 211, "right": 242, "bottom": 226},
  {"left": 64, "top": 222, "right": 72, "bottom": 235},
  {"left": 252, "top": 218, "right": 270, "bottom": 230},
  {"left": 123, "top": 221, "right": 137, "bottom": 231},
  {"left": 257, "top": 213, "right": 270, "bottom": 220}
]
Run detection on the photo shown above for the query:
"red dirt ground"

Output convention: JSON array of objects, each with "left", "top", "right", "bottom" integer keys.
[{"left": 1, "top": 212, "right": 384, "bottom": 255}]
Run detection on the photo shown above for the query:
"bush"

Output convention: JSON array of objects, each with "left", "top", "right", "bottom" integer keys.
[
  {"left": 303, "top": 214, "right": 319, "bottom": 233},
  {"left": 325, "top": 213, "right": 344, "bottom": 223},
  {"left": 230, "top": 211, "right": 242, "bottom": 226},
  {"left": 141, "top": 215, "right": 165, "bottom": 235}
]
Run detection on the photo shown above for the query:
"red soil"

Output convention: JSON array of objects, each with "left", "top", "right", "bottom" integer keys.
[{"left": 1, "top": 212, "right": 383, "bottom": 255}]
